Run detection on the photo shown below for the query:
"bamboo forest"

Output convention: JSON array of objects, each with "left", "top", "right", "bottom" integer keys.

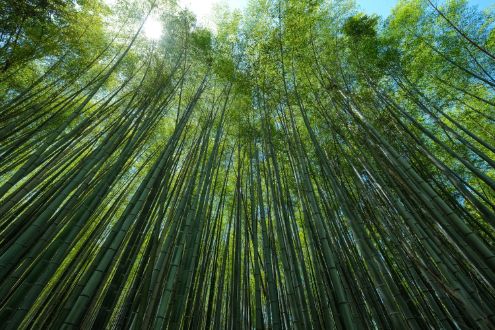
[{"left": 1, "top": 0, "right": 495, "bottom": 328}]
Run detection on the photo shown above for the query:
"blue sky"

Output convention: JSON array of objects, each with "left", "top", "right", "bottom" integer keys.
[
  {"left": 183, "top": 0, "right": 493, "bottom": 27},
  {"left": 357, "top": 0, "right": 493, "bottom": 17},
  {"left": 226, "top": 0, "right": 493, "bottom": 17}
]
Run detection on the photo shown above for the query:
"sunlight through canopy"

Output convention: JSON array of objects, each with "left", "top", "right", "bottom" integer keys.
[{"left": 143, "top": 14, "right": 163, "bottom": 40}]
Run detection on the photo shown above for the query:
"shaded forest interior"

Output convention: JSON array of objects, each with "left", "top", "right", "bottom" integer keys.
[{"left": 0, "top": 0, "right": 495, "bottom": 328}]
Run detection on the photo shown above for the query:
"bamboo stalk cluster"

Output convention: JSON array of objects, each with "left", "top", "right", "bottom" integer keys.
[{"left": 0, "top": 0, "right": 494, "bottom": 329}]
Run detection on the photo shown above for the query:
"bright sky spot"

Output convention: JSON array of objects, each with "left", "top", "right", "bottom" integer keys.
[
  {"left": 143, "top": 14, "right": 163, "bottom": 40},
  {"left": 178, "top": 0, "right": 248, "bottom": 27}
]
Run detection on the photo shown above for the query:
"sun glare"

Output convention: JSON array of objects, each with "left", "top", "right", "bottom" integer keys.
[{"left": 143, "top": 15, "right": 163, "bottom": 40}]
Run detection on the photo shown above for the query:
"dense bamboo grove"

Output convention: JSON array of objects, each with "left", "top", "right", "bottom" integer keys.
[{"left": 0, "top": 0, "right": 495, "bottom": 328}]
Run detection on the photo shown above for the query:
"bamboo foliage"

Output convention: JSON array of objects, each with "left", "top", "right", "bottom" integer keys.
[{"left": 0, "top": 0, "right": 494, "bottom": 329}]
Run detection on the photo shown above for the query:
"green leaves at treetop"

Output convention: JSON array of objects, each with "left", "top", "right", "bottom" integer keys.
[
  {"left": 343, "top": 13, "right": 379, "bottom": 39},
  {"left": 0, "top": 0, "right": 494, "bottom": 329}
]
